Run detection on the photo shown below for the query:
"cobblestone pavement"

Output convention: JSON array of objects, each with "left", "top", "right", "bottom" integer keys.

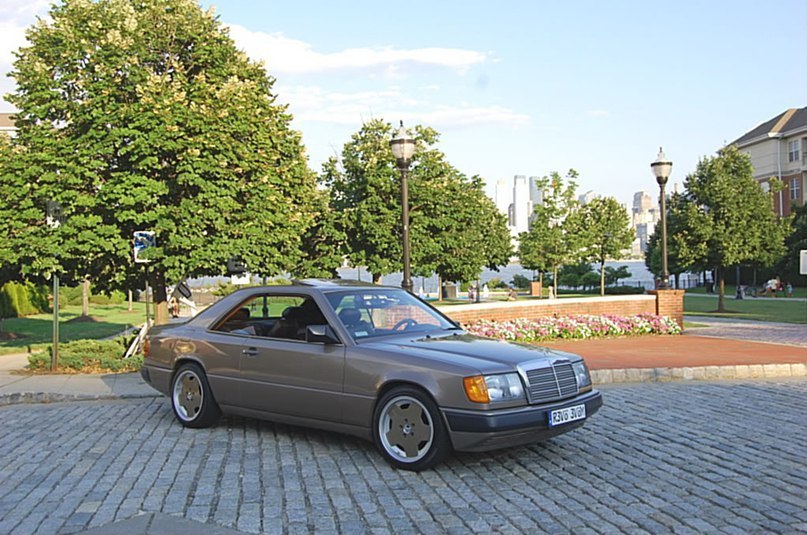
[
  {"left": 684, "top": 316, "right": 807, "bottom": 347},
  {"left": 1, "top": 379, "right": 805, "bottom": 535}
]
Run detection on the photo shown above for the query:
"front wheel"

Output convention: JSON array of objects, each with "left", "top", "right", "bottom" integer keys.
[
  {"left": 171, "top": 363, "right": 220, "bottom": 428},
  {"left": 373, "top": 386, "right": 451, "bottom": 471}
]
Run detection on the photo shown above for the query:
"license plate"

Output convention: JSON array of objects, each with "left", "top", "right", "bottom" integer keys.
[{"left": 549, "top": 404, "right": 586, "bottom": 427}]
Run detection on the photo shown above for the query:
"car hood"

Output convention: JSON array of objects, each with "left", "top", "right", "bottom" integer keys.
[{"left": 361, "top": 332, "right": 582, "bottom": 374}]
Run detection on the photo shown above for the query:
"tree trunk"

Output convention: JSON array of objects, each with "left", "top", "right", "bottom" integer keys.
[
  {"left": 437, "top": 276, "right": 443, "bottom": 302},
  {"left": 553, "top": 265, "right": 558, "bottom": 296},
  {"left": 150, "top": 270, "right": 170, "bottom": 325},
  {"left": 81, "top": 278, "right": 90, "bottom": 317},
  {"left": 674, "top": 273, "right": 680, "bottom": 289},
  {"left": 599, "top": 261, "right": 605, "bottom": 296},
  {"left": 128, "top": 289, "right": 133, "bottom": 312},
  {"left": 716, "top": 268, "right": 726, "bottom": 313}
]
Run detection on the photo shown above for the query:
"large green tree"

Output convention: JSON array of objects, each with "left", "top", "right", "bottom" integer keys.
[
  {"left": 578, "top": 196, "right": 635, "bottom": 295},
  {"left": 777, "top": 201, "right": 807, "bottom": 283},
  {"left": 644, "top": 192, "right": 688, "bottom": 288},
  {"left": 323, "top": 119, "right": 511, "bottom": 286},
  {"left": 6, "top": 0, "right": 317, "bottom": 323},
  {"left": 324, "top": 120, "right": 400, "bottom": 281},
  {"left": 673, "top": 145, "right": 789, "bottom": 311},
  {"left": 517, "top": 170, "right": 582, "bottom": 295}
]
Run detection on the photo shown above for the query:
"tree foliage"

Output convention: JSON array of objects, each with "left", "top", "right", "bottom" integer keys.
[
  {"left": 517, "top": 170, "right": 582, "bottom": 293},
  {"left": 578, "top": 196, "right": 634, "bottom": 295},
  {"left": 323, "top": 119, "right": 512, "bottom": 285},
  {"left": 6, "top": 0, "right": 317, "bottom": 323},
  {"left": 644, "top": 194, "right": 688, "bottom": 288},
  {"left": 672, "top": 145, "right": 789, "bottom": 311},
  {"left": 777, "top": 201, "right": 807, "bottom": 283}
]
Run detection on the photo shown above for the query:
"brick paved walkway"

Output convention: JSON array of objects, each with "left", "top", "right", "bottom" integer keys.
[{"left": 1, "top": 379, "right": 805, "bottom": 534}]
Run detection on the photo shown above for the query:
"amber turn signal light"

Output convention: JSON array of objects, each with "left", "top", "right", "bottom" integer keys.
[{"left": 463, "top": 376, "right": 490, "bottom": 403}]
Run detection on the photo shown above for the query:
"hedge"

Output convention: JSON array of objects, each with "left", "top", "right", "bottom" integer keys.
[
  {"left": 0, "top": 282, "right": 50, "bottom": 318},
  {"left": 28, "top": 338, "right": 142, "bottom": 373}
]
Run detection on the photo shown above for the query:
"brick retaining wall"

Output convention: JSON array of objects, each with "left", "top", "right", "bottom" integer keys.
[{"left": 438, "top": 291, "right": 684, "bottom": 327}]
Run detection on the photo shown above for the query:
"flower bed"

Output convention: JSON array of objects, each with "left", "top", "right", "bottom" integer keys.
[{"left": 463, "top": 314, "right": 681, "bottom": 342}]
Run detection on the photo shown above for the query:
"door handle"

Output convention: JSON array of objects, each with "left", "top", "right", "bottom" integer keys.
[{"left": 242, "top": 347, "right": 259, "bottom": 357}]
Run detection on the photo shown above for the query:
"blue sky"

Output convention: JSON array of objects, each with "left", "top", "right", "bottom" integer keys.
[{"left": 1, "top": 0, "right": 805, "bottom": 207}]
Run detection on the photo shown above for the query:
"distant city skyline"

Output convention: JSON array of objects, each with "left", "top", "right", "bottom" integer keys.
[{"left": 494, "top": 174, "right": 660, "bottom": 257}]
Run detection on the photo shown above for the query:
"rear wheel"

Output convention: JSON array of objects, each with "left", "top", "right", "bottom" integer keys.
[
  {"left": 171, "top": 363, "right": 220, "bottom": 428},
  {"left": 373, "top": 386, "right": 451, "bottom": 471}
]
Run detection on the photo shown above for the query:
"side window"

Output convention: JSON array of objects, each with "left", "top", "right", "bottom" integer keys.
[
  {"left": 212, "top": 295, "right": 308, "bottom": 337},
  {"left": 262, "top": 296, "right": 328, "bottom": 341}
]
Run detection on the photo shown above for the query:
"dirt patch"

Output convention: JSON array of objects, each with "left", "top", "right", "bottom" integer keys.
[
  {"left": 64, "top": 315, "right": 101, "bottom": 324},
  {"left": 0, "top": 332, "right": 24, "bottom": 341}
]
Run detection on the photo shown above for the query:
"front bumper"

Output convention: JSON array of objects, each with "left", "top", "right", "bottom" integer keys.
[{"left": 443, "top": 389, "right": 603, "bottom": 452}]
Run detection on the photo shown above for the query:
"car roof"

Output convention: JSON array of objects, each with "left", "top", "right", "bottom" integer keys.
[
  {"left": 186, "top": 279, "right": 406, "bottom": 327},
  {"left": 292, "top": 278, "right": 396, "bottom": 290}
]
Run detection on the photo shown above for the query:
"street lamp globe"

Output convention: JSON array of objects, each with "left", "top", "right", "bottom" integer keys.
[
  {"left": 651, "top": 147, "right": 672, "bottom": 185},
  {"left": 390, "top": 121, "right": 415, "bottom": 170}
]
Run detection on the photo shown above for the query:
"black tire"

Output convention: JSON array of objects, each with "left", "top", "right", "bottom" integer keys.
[
  {"left": 170, "top": 363, "right": 221, "bottom": 428},
  {"left": 373, "top": 386, "right": 451, "bottom": 471}
]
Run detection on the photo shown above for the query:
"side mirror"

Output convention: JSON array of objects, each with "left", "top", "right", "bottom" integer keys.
[{"left": 306, "top": 325, "right": 340, "bottom": 345}]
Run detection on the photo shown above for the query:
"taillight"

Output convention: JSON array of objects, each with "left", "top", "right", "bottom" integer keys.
[{"left": 143, "top": 338, "right": 150, "bottom": 357}]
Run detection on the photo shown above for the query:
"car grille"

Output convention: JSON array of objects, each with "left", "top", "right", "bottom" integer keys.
[{"left": 525, "top": 363, "right": 578, "bottom": 404}]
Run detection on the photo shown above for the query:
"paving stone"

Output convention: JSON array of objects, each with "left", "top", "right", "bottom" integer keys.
[{"left": 0, "top": 381, "right": 804, "bottom": 534}]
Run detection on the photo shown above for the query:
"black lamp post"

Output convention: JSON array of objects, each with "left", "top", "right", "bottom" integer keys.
[
  {"left": 390, "top": 121, "right": 416, "bottom": 293},
  {"left": 46, "top": 200, "right": 64, "bottom": 371},
  {"left": 650, "top": 147, "right": 673, "bottom": 290}
]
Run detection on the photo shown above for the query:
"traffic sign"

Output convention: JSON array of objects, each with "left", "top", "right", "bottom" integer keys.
[{"left": 133, "top": 231, "right": 156, "bottom": 264}]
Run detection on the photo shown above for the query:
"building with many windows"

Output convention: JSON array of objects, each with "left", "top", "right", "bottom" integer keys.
[
  {"left": 732, "top": 107, "right": 806, "bottom": 217},
  {"left": 629, "top": 191, "right": 659, "bottom": 257},
  {"left": 494, "top": 174, "right": 543, "bottom": 240}
]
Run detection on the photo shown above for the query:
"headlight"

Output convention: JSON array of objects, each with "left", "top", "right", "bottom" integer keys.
[
  {"left": 572, "top": 361, "right": 592, "bottom": 390},
  {"left": 464, "top": 373, "right": 525, "bottom": 403}
]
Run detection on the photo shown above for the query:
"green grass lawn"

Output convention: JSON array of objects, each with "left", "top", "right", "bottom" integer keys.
[
  {"left": 684, "top": 295, "right": 807, "bottom": 324},
  {"left": 0, "top": 303, "right": 147, "bottom": 355},
  {"left": 685, "top": 284, "right": 807, "bottom": 299}
]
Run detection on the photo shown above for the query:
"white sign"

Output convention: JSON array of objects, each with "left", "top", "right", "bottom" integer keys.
[
  {"left": 133, "top": 231, "right": 156, "bottom": 264},
  {"left": 800, "top": 250, "right": 807, "bottom": 275}
]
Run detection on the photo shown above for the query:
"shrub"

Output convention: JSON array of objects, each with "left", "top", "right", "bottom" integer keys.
[
  {"left": 604, "top": 285, "right": 646, "bottom": 295},
  {"left": 0, "top": 282, "right": 50, "bottom": 317},
  {"left": 511, "top": 274, "right": 530, "bottom": 289},
  {"left": 486, "top": 277, "right": 509, "bottom": 289},
  {"left": 28, "top": 338, "right": 143, "bottom": 373}
]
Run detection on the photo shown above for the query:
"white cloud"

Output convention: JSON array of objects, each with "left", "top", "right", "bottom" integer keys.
[
  {"left": 0, "top": 21, "right": 26, "bottom": 66},
  {"left": 277, "top": 84, "right": 529, "bottom": 130},
  {"left": 0, "top": 0, "right": 50, "bottom": 19},
  {"left": 227, "top": 24, "right": 487, "bottom": 75},
  {"left": 418, "top": 105, "right": 530, "bottom": 129}
]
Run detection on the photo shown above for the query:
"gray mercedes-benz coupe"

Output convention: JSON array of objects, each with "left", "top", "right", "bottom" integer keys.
[{"left": 141, "top": 279, "right": 602, "bottom": 470}]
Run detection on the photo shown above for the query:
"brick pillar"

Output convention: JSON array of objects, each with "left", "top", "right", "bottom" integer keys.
[
  {"left": 648, "top": 289, "right": 686, "bottom": 328},
  {"left": 530, "top": 281, "right": 543, "bottom": 297}
]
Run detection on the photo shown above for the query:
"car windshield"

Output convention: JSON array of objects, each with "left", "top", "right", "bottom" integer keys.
[{"left": 325, "top": 289, "right": 457, "bottom": 340}]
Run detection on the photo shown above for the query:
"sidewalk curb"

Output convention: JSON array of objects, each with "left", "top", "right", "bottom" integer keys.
[
  {"left": 1, "top": 363, "right": 804, "bottom": 407},
  {"left": 592, "top": 363, "right": 807, "bottom": 384},
  {"left": 0, "top": 392, "right": 160, "bottom": 407}
]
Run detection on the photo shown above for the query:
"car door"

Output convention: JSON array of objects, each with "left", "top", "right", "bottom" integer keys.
[{"left": 237, "top": 295, "right": 346, "bottom": 423}]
